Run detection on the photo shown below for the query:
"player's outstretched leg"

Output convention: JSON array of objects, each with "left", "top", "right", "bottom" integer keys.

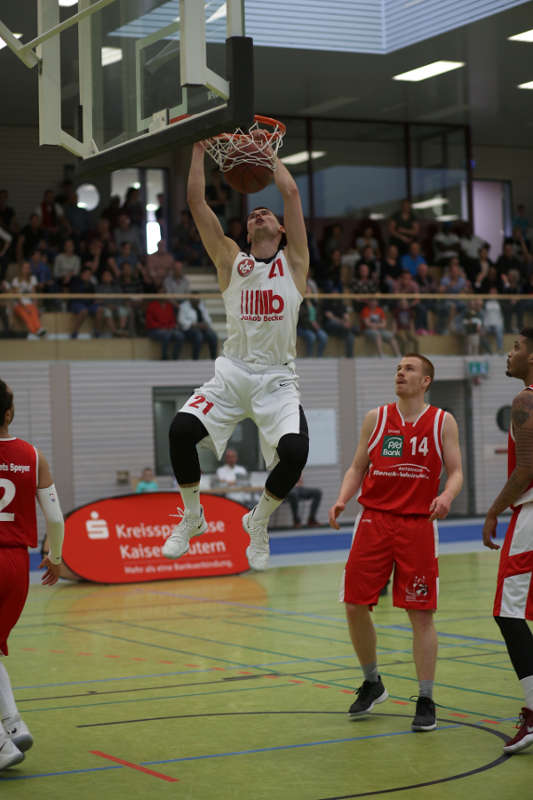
[
  {"left": 0, "top": 663, "right": 33, "bottom": 753},
  {"left": 495, "top": 616, "right": 533, "bottom": 753},
  {"left": 243, "top": 432, "right": 308, "bottom": 570},
  {"left": 163, "top": 413, "right": 208, "bottom": 559}
]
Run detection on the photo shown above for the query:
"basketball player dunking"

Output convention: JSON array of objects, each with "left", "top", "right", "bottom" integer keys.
[
  {"left": 329, "top": 355, "right": 463, "bottom": 732},
  {"left": 0, "top": 380, "right": 64, "bottom": 769},
  {"left": 483, "top": 330, "right": 533, "bottom": 754},
  {"left": 163, "top": 142, "right": 309, "bottom": 570}
]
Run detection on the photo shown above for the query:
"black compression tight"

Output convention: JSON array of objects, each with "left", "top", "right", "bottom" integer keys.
[
  {"left": 169, "top": 413, "right": 208, "bottom": 485},
  {"left": 494, "top": 616, "right": 533, "bottom": 679}
]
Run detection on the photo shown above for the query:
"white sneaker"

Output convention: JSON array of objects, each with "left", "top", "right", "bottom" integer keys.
[
  {"left": 162, "top": 507, "right": 207, "bottom": 559},
  {"left": 0, "top": 735, "right": 24, "bottom": 770},
  {"left": 242, "top": 509, "right": 270, "bottom": 571},
  {"left": 3, "top": 716, "right": 33, "bottom": 752}
]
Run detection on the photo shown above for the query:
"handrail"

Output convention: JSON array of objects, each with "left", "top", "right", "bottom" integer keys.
[{"left": 1, "top": 292, "right": 531, "bottom": 302}]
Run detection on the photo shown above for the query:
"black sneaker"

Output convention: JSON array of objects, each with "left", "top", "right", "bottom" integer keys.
[
  {"left": 412, "top": 696, "right": 437, "bottom": 731},
  {"left": 348, "top": 677, "right": 389, "bottom": 717}
]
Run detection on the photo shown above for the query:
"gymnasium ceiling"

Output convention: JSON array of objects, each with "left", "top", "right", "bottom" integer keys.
[{"left": 1, "top": 0, "right": 533, "bottom": 150}]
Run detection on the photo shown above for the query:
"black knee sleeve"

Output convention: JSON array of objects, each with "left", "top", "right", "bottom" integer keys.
[
  {"left": 169, "top": 412, "right": 208, "bottom": 485},
  {"left": 266, "top": 426, "right": 309, "bottom": 500},
  {"left": 494, "top": 615, "right": 533, "bottom": 679}
]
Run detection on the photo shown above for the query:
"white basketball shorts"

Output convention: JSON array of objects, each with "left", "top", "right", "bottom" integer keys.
[{"left": 179, "top": 356, "right": 303, "bottom": 469}]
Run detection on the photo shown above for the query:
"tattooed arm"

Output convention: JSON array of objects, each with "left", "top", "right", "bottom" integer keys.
[{"left": 483, "top": 389, "right": 533, "bottom": 549}]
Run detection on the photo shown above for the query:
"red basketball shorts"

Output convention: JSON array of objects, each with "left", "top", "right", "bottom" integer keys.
[
  {"left": 493, "top": 504, "right": 533, "bottom": 619},
  {"left": 0, "top": 547, "right": 30, "bottom": 656},
  {"left": 340, "top": 508, "right": 439, "bottom": 610}
]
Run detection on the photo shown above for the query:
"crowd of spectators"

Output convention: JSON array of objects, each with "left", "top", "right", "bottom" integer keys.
[{"left": 2, "top": 179, "right": 533, "bottom": 358}]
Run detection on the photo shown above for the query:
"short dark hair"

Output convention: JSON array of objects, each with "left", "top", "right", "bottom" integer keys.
[
  {"left": 0, "top": 380, "right": 13, "bottom": 426},
  {"left": 403, "top": 353, "right": 435, "bottom": 386},
  {"left": 519, "top": 329, "right": 533, "bottom": 351}
]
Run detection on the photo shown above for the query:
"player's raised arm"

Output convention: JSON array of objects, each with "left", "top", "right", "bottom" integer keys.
[
  {"left": 429, "top": 413, "right": 463, "bottom": 521},
  {"left": 187, "top": 143, "right": 239, "bottom": 288},
  {"left": 273, "top": 159, "right": 309, "bottom": 294},
  {"left": 329, "top": 409, "right": 377, "bottom": 530},
  {"left": 36, "top": 449, "right": 64, "bottom": 585}
]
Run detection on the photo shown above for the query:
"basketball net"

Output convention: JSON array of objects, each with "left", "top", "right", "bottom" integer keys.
[{"left": 203, "top": 115, "right": 286, "bottom": 173}]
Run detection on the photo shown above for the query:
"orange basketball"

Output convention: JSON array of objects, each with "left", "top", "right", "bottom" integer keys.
[{"left": 223, "top": 140, "right": 274, "bottom": 194}]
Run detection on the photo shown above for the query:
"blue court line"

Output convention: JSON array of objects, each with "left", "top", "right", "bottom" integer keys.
[
  {"left": 378, "top": 625, "right": 505, "bottom": 646},
  {"left": 0, "top": 725, "right": 461, "bottom": 781}
]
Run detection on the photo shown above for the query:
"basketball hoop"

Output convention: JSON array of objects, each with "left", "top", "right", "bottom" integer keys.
[{"left": 203, "top": 115, "right": 286, "bottom": 173}]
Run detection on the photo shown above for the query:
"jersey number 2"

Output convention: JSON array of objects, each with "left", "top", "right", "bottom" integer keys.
[{"left": 0, "top": 478, "right": 16, "bottom": 522}]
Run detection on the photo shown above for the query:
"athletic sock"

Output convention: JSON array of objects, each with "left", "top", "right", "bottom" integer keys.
[
  {"left": 252, "top": 491, "right": 283, "bottom": 523},
  {"left": 419, "top": 680, "right": 434, "bottom": 699},
  {"left": 180, "top": 484, "right": 201, "bottom": 516},
  {"left": 0, "top": 664, "right": 18, "bottom": 723},
  {"left": 520, "top": 675, "right": 533, "bottom": 710},
  {"left": 362, "top": 663, "right": 379, "bottom": 683}
]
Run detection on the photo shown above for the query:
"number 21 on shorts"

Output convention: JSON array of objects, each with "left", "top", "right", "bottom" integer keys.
[{"left": 187, "top": 395, "right": 214, "bottom": 415}]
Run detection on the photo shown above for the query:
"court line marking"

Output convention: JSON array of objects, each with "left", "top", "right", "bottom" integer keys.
[{"left": 89, "top": 751, "right": 178, "bottom": 782}]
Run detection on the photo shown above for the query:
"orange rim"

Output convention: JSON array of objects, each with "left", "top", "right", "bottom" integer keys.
[{"left": 209, "top": 114, "right": 286, "bottom": 142}]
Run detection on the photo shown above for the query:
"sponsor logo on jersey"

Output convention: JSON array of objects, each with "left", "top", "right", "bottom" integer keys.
[
  {"left": 240, "top": 289, "right": 285, "bottom": 321},
  {"left": 381, "top": 435, "right": 403, "bottom": 457},
  {"left": 237, "top": 257, "right": 255, "bottom": 277}
]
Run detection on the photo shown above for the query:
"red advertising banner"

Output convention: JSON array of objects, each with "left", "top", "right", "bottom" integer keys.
[{"left": 63, "top": 492, "right": 251, "bottom": 583}]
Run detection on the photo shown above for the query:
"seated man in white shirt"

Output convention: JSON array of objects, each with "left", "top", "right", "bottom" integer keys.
[{"left": 215, "top": 449, "right": 253, "bottom": 507}]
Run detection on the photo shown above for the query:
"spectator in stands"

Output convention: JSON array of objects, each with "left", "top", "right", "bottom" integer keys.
[
  {"left": 135, "top": 467, "right": 159, "bottom": 493},
  {"left": 0, "top": 279, "right": 14, "bottom": 337},
  {"left": 433, "top": 221, "right": 461, "bottom": 265},
  {"left": 513, "top": 204, "right": 530, "bottom": 248},
  {"left": 462, "top": 298, "right": 484, "bottom": 355},
  {"left": 322, "top": 293, "right": 359, "bottom": 357},
  {"left": 147, "top": 239, "right": 174, "bottom": 286},
  {"left": 83, "top": 238, "right": 116, "bottom": 281},
  {"left": 114, "top": 213, "right": 143, "bottom": 255},
  {"left": 155, "top": 193, "right": 167, "bottom": 243},
  {"left": 35, "top": 189, "right": 69, "bottom": 240},
  {"left": 482, "top": 288, "right": 505, "bottom": 353},
  {"left": 215, "top": 448, "right": 252, "bottom": 506},
  {"left": 97, "top": 267, "right": 131, "bottom": 337},
  {"left": 227, "top": 216, "right": 247, "bottom": 250},
  {"left": 54, "top": 238, "right": 81, "bottom": 289},
  {"left": 101, "top": 195, "right": 122, "bottom": 230},
  {"left": 356, "top": 226, "right": 380, "bottom": 257},
  {"left": 437, "top": 256, "right": 470, "bottom": 334},
  {"left": 325, "top": 248, "right": 344, "bottom": 292},
  {"left": 0, "top": 227, "right": 12, "bottom": 279},
  {"left": 119, "top": 260, "right": 145, "bottom": 333},
  {"left": 178, "top": 293, "right": 218, "bottom": 360},
  {"left": 16, "top": 213, "right": 44, "bottom": 262},
  {"left": 508, "top": 228, "right": 531, "bottom": 262},
  {"left": 163, "top": 260, "right": 190, "bottom": 297},
  {"left": 29, "top": 248, "right": 56, "bottom": 309},
  {"left": 94, "top": 217, "right": 117, "bottom": 257},
  {"left": 360, "top": 298, "right": 400, "bottom": 357},
  {"left": 63, "top": 190, "right": 90, "bottom": 241},
  {"left": 173, "top": 209, "right": 194, "bottom": 248},
  {"left": 350, "top": 262, "right": 379, "bottom": 310},
  {"left": 379, "top": 243, "right": 402, "bottom": 292},
  {"left": 116, "top": 240, "right": 139, "bottom": 272},
  {"left": 501, "top": 268, "right": 524, "bottom": 334},
  {"left": 414, "top": 262, "right": 438, "bottom": 333},
  {"left": 145, "top": 285, "right": 184, "bottom": 360},
  {"left": 184, "top": 225, "right": 207, "bottom": 265},
  {"left": 121, "top": 187, "right": 144, "bottom": 229},
  {"left": 322, "top": 223, "right": 344, "bottom": 260},
  {"left": 497, "top": 239, "right": 526, "bottom": 280},
  {"left": 69, "top": 266, "right": 103, "bottom": 339},
  {"left": 0, "top": 190, "right": 16, "bottom": 234},
  {"left": 285, "top": 476, "right": 322, "bottom": 528},
  {"left": 297, "top": 281, "right": 328, "bottom": 357},
  {"left": 470, "top": 244, "right": 493, "bottom": 288},
  {"left": 9, "top": 261, "right": 46, "bottom": 337},
  {"left": 388, "top": 199, "right": 418, "bottom": 254},
  {"left": 459, "top": 222, "right": 487, "bottom": 274},
  {"left": 206, "top": 170, "right": 231, "bottom": 225},
  {"left": 400, "top": 240, "right": 427, "bottom": 277},
  {"left": 393, "top": 298, "right": 418, "bottom": 354},
  {"left": 360, "top": 244, "right": 379, "bottom": 276}
]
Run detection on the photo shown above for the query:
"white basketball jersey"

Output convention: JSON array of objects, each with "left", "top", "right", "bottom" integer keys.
[{"left": 222, "top": 249, "right": 303, "bottom": 367}]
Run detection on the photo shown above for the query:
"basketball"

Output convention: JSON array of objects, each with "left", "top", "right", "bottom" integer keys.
[{"left": 222, "top": 141, "right": 274, "bottom": 194}]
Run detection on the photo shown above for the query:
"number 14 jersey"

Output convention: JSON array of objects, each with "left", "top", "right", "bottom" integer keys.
[{"left": 359, "top": 403, "right": 447, "bottom": 516}]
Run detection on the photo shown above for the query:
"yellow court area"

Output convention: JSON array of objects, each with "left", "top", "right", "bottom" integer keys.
[{"left": 1, "top": 553, "right": 530, "bottom": 799}]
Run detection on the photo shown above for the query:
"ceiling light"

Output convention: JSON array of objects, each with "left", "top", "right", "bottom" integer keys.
[
  {"left": 0, "top": 33, "right": 22, "bottom": 51},
  {"left": 411, "top": 195, "right": 448, "bottom": 209},
  {"left": 59, "top": 0, "right": 78, "bottom": 6},
  {"left": 280, "top": 151, "right": 326, "bottom": 166},
  {"left": 207, "top": 3, "right": 226, "bottom": 23},
  {"left": 436, "top": 214, "right": 459, "bottom": 222},
  {"left": 369, "top": 213, "right": 385, "bottom": 220},
  {"left": 508, "top": 29, "right": 533, "bottom": 42},
  {"left": 393, "top": 60, "right": 464, "bottom": 82},
  {"left": 518, "top": 80, "right": 533, "bottom": 90},
  {"left": 101, "top": 47, "right": 122, "bottom": 67}
]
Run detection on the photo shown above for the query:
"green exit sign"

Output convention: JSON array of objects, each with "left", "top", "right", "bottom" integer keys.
[{"left": 467, "top": 360, "right": 490, "bottom": 377}]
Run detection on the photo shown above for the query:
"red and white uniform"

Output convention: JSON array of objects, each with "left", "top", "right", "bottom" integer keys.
[
  {"left": 0, "top": 437, "right": 38, "bottom": 655},
  {"left": 180, "top": 250, "right": 304, "bottom": 468},
  {"left": 341, "top": 403, "right": 447, "bottom": 610},
  {"left": 494, "top": 385, "right": 533, "bottom": 619}
]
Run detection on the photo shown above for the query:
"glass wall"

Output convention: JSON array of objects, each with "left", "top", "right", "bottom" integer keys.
[{"left": 409, "top": 125, "right": 468, "bottom": 223}]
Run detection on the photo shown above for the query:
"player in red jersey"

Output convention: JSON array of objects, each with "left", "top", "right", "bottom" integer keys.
[
  {"left": 329, "top": 354, "right": 463, "bottom": 732},
  {"left": 483, "top": 329, "right": 533, "bottom": 754},
  {"left": 0, "top": 380, "right": 64, "bottom": 770}
]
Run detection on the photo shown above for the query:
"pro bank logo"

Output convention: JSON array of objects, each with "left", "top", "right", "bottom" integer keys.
[
  {"left": 240, "top": 289, "right": 284, "bottom": 321},
  {"left": 86, "top": 510, "right": 110, "bottom": 540},
  {"left": 381, "top": 435, "right": 403, "bottom": 457}
]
